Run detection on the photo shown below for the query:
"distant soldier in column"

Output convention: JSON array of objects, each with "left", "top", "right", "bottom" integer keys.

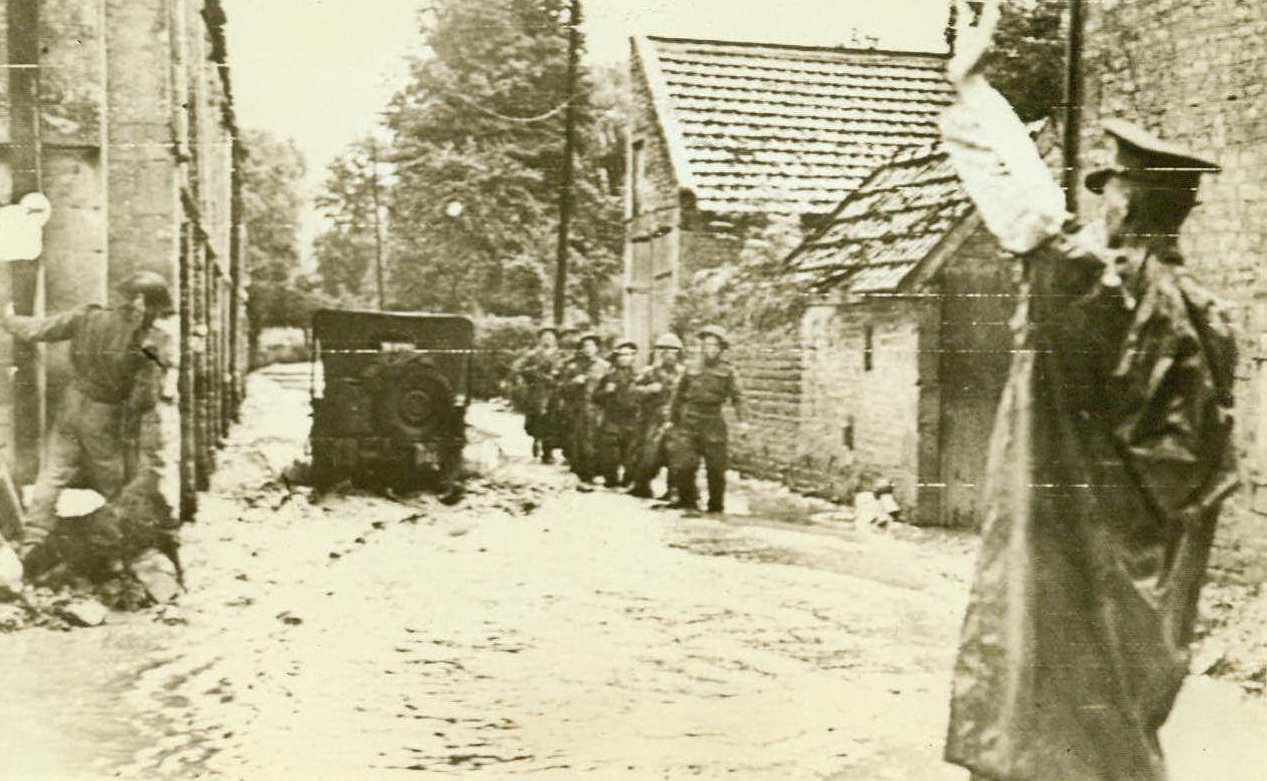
[
  {"left": 551, "top": 327, "right": 582, "bottom": 465},
  {"left": 564, "top": 332, "right": 609, "bottom": 487},
  {"left": 510, "top": 326, "right": 562, "bottom": 463},
  {"left": 667, "top": 325, "right": 747, "bottom": 514},
  {"left": 628, "top": 332, "right": 685, "bottom": 499},
  {"left": 592, "top": 340, "right": 641, "bottom": 489}
]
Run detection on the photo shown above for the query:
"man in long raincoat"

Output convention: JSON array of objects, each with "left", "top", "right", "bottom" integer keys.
[{"left": 939, "top": 7, "right": 1237, "bottom": 781}]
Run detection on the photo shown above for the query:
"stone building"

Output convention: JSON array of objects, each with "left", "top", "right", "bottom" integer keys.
[
  {"left": 1077, "top": 0, "right": 1267, "bottom": 578},
  {"left": 0, "top": 0, "right": 246, "bottom": 520},
  {"left": 623, "top": 35, "right": 954, "bottom": 356},
  {"left": 784, "top": 143, "right": 1012, "bottom": 526}
]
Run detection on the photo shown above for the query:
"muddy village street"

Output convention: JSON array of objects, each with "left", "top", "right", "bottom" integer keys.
[{"left": 1, "top": 363, "right": 1266, "bottom": 781}]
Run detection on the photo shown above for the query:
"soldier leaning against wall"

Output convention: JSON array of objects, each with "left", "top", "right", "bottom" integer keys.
[{"left": 1, "top": 272, "right": 180, "bottom": 582}]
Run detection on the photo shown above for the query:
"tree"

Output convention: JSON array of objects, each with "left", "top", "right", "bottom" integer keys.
[
  {"left": 312, "top": 138, "right": 383, "bottom": 308},
  {"left": 673, "top": 215, "right": 807, "bottom": 337},
  {"left": 952, "top": 0, "right": 1067, "bottom": 122},
  {"left": 240, "top": 128, "right": 309, "bottom": 344},
  {"left": 377, "top": 0, "right": 623, "bottom": 321}
]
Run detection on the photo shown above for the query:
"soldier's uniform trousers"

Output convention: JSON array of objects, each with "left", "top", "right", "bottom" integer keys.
[
  {"left": 597, "top": 417, "right": 640, "bottom": 487},
  {"left": 628, "top": 420, "right": 669, "bottom": 496},
  {"left": 25, "top": 386, "right": 128, "bottom": 542},
  {"left": 668, "top": 414, "right": 728, "bottom": 512},
  {"left": 570, "top": 404, "right": 603, "bottom": 481}
]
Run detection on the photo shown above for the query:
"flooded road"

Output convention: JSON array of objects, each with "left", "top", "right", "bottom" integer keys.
[{"left": 1, "top": 363, "right": 1264, "bottom": 780}]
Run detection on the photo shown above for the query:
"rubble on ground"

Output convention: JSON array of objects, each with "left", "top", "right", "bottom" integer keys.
[{"left": 1194, "top": 581, "right": 1267, "bottom": 695}]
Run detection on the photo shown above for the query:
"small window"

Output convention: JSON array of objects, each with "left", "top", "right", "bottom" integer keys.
[
  {"left": 631, "top": 140, "right": 645, "bottom": 217},
  {"left": 863, "top": 326, "right": 874, "bottom": 372}
]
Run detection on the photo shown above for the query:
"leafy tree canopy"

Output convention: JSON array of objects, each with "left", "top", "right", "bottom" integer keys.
[
  {"left": 311, "top": 0, "right": 624, "bottom": 323},
  {"left": 964, "top": 0, "right": 1068, "bottom": 122},
  {"left": 240, "top": 128, "right": 310, "bottom": 333}
]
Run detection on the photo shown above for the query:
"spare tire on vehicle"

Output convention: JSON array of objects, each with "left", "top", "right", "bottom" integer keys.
[{"left": 365, "top": 355, "right": 456, "bottom": 440}]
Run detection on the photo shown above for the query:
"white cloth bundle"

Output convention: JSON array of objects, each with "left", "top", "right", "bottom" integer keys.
[{"left": 939, "top": 74, "right": 1069, "bottom": 255}]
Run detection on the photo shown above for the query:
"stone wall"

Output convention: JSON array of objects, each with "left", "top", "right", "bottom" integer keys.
[
  {"left": 726, "top": 329, "right": 804, "bottom": 483},
  {"left": 798, "top": 298, "right": 927, "bottom": 509},
  {"left": 719, "top": 300, "right": 928, "bottom": 511}
]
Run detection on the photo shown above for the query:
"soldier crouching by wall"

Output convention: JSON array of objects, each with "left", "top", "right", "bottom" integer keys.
[
  {"left": 666, "top": 325, "right": 747, "bottom": 515},
  {"left": 3, "top": 271, "right": 181, "bottom": 585},
  {"left": 592, "top": 340, "right": 641, "bottom": 489},
  {"left": 628, "top": 332, "right": 684, "bottom": 499}
]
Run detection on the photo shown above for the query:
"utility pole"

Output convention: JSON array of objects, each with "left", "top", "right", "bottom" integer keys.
[
  {"left": 368, "top": 137, "right": 387, "bottom": 310},
  {"left": 1063, "top": 0, "right": 1086, "bottom": 215},
  {"left": 553, "top": 0, "right": 581, "bottom": 327}
]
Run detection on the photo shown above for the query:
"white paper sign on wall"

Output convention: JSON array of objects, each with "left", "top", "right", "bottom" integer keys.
[{"left": 0, "top": 193, "right": 53, "bottom": 262}]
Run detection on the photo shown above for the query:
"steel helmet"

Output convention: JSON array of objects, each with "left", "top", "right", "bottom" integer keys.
[
  {"left": 696, "top": 324, "right": 730, "bottom": 348},
  {"left": 653, "top": 332, "right": 684, "bottom": 351},
  {"left": 118, "top": 271, "right": 174, "bottom": 316}
]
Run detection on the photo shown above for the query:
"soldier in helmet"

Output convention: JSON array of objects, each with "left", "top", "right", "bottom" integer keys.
[
  {"left": 2, "top": 271, "right": 177, "bottom": 571},
  {"left": 592, "top": 339, "right": 641, "bottom": 488},
  {"left": 563, "top": 332, "right": 609, "bottom": 486},
  {"left": 627, "top": 332, "right": 686, "bottom": 499},
  {"left": 510, "top": 325, "right": 563, "bottom": 463},
  {"left": 549, "top": 327, "right": 583, "bottom": 465},
  {"left": 666, "top": 325, "right": 747, "bottom": 514}
]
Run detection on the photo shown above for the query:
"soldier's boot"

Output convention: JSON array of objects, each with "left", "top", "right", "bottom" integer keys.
[
  {"left": 627, "top": 481, "right": 653, "bottom": 499},
  {"left": 670, "top": 488, "right": 700, "bottom": 512},
  {"left": 21, "top": 540, "right": 62, "bottom": 582},
  {"left": 703, "top": 437, "right": 728, "bottom": 515}
]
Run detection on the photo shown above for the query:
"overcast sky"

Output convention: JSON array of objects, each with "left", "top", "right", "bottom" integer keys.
[{"left": 220, "top": 0, "right": 950, "bottom": 254}]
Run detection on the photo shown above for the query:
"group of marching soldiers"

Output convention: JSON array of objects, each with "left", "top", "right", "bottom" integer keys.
[{"left": 508, "top": 324, "right": 746, "bottom": 515}]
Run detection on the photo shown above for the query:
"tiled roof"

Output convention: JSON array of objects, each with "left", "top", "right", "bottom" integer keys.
[
  {"left": 786, "top": 142, "right": 975, "bottom": 293},
  {"left": 637, "top": 36, "right": 954, "bottom": 215}
]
